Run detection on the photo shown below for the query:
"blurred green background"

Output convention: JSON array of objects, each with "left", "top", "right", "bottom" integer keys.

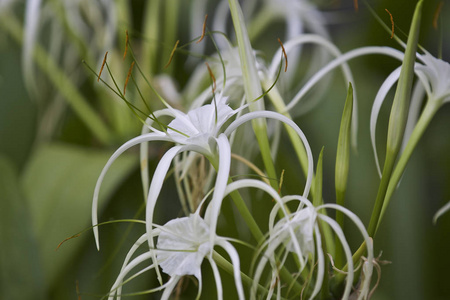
[{"left": 0, "top": 0, "right": 449, "bottom": 299}]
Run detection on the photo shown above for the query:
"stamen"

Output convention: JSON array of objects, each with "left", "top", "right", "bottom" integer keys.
[
  {"left": 123, "top": 61, "right": 135, "bottom": 95},
  {"left": 277, "top": 38, "right": 288, "bottom": 72},
  {"left": 98, "top": 51, "right": 108, "bottom": 82},
  {"left": 56, "top": 233, "right": 81, "bottom": 250},
  {"left": 205, "top": 62, "right": 216, "bottom": 94},
  {"left": 385, "top": 9, "right": 394, "bottom": 39},
  {"left": 433, "top": 1, "right": 444, "bottom": 29},
  {"left": 354, "top": 0, "right": 359, "bottom": 12},
  {"left": 196, "top": 14, "right": 208, "bottom": 44},
  {"left": 278, "top": 169, "right": 285, "bottom": 195},
  {"left": 164, "top": 40, "right": 180, "bottom": 69},
  {"left": 123, "top": 30, "right": 129, "bottom": 60}
]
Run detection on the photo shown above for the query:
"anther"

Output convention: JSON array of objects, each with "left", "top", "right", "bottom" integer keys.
[
  {"left": 205, "top": 62, "right": 216, "bottom": 93},
  {"left": 165, "top": 40, "right": 179, "bottom": 69},
  {"left": 277, "top": 38, "right": 288, "bottom": 72},
  {"left": 197, "top": 14, "right": 208, "bottom": 44},
  {"left": 124, "top": 61, "right": 135, "bottom": 95},
  {"left": 433, "top": 1, "right": 444, "bottom": 30},
  {"left": 98, "top": 51, "right": 108, "bottom": 82},
  {"left": 385, "top": 9, "right": 394, "bottom": 39}
]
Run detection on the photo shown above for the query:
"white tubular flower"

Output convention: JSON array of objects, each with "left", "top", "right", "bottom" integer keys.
[{"left": 107, "top": 214, "right": 244, "bottom": 300}]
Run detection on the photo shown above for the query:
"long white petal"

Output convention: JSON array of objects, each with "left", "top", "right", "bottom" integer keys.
[
  {"left": 204, "top": 134, "right": 231, "bottom": 246},
  {"left": 160, "top": 276, "right": 181, "bottom": 300},
  {"left": 92, "top": 132, "right": 170, "bottom": 250},
  {"left": 370, "top": 67, "right": 401, "bottom": 177},
  {"left": 216, "top": 239, "right": 245, "bottom": 300},
  {"left": 225, "top": 111, "right": 313, "bottom": 197},
  {"left": 108, "top": 252, "right": 156, "bottom": 299},
  {"left": 319, "top": 215, "right": 354, "bottom": 299},
  {"left": 285, "top": 46, "right": 405, "bottom": 112},
  {"left": 433, "top": 201, "right": 450, "bottom": 224},
  {"left": 209, "top": 257, "right": 224, "bottom": 300},
  {"left": 145, "top": 145, "right": 184, "bottom": 283}
]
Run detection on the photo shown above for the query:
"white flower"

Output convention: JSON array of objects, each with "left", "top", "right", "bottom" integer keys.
[
  {"left": 92, "top": 95, "right": 236, "bottom": 264},
  {"left": 415, "top": 52, "right": 450, "bottom": 104},
  {"left": 166, "top": 96, "right": 235, "bottom": 152},
  {"left": 107, "top": 213, "right": 244, "bottom": 300},
  {"left": 254, "top": 193, "right": 373, "bottom": 300},
  {"left": 370, "top": 51, "right": 450, "bottom": 176}
]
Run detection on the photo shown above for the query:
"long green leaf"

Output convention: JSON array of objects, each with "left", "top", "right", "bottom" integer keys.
[
  {"left": 0, "top": 155, "right": 46, "bottom": 300},
  {"left": 20, "top": 143, "right": 137, "bottom": 286}
]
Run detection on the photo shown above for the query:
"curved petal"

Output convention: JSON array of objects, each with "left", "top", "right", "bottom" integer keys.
[
  {"left": 160, "top": 275, "right": 181, "bottom": 300},
  {"left": 204, "top": 134, "right": 231, "bottom": 246},
  {"left": 370, "top": 67, "right": 401, "bottom": 177},
  {"left": 108, "top": 251, "right": 156, "bottom": 299},
  {"left": 145, "top": 144, "right": 207, "bottom": 283},
  {"left": 285, "top": 46, "right": 405, "bottom": 112},
  {"left": 92, "top": 132, "right": 171, "bottom": 250},
  {"left": 209, "top": 256, "right": 224, "bottom": 300},
  {"left": 318, "top": 215, "right": 354, "bottom": 299},
  {"left": 216, "top": 239, "right": 245, "bottom": 300},
  {"left": 433, "top": 200, "right": 450, "bottom": 224},
  {"left": 225, "top": 111, "right": 313, "bottom": 197}
]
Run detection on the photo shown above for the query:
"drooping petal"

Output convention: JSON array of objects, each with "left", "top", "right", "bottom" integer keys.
[
  {"left": 433, "top": 201, "right": 450, "bottom": 224},
  {"left": 216, "top": 239, "right": 245, "bottom": 300},
  {"left": 370, "top": 67, "right": 401, "bottom": 177},
  {"left": 225, "top": 110, "right": 313, "bottom": 197},
  {"left": 92, "top": 132, "right": 171, "bottom": 250},
  {"left": 285, "top": 46, "right": 405, "bottom": 112},
  {"left": 203, "top": 134, "right": 231, "bottom": 246}
]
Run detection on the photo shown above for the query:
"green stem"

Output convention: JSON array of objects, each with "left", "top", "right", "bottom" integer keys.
[
  {"left": 228, "top": 0, "right": 279, "bottom": 191},
  {"left": 377, "top": 99, "right": 440, "bottom": 232},
  {"left": 1, "top": 14, "right": 113, "bottom": 145}
]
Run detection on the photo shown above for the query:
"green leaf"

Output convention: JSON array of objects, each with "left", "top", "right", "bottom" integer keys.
[
  {"left": 0, "top": 155, "right": 46, "bottom": 300},
  {"left": 20, "top": 143, "right": 137, "bottom": 286},
  {"left": 335, "top": 82, "right": 353, "bottom": 206}
]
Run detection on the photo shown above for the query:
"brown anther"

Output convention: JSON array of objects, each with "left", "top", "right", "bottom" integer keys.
[
  {"left": 56, "top": 233, "right": 81, "bottom": 251},
  {"left": 123, "top": 61, "right": 135, "bottom": 95},
  {"left": 98, "top": 51, "right": 108, "bottom": 82},
  {"left": 277, "top": 38, "right": 288, "bottom": 72},
  {"left": 385, "top": 9, "right": 394, "bottom": 39},
  {"left": 354, "top": 0, "right": 359, "bottom": 12},
  {"left": 433, "top": 1, "right": 444, "bottom": 30},
  {"left": 278, "top": 169, "right": 285, "bottom": 195},
  {"left": 164, "top": 40, "right": 179, "bottom": 69},
  {"left": 205, "top": 62, "right": 216, "bottom": 93},
  {"left": 196, "top": 14, "right": 208, "bottom": 44},
  {"left": 123, "top": 30, "right": 129, "bottom": 60}
]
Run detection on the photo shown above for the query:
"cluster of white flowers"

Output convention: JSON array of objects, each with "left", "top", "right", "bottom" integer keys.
[{"left": 86, "top": 0, "right": 450, "bottom": 298}]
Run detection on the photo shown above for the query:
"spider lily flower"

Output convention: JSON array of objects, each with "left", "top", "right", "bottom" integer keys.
[
  {"left": 92, "top": 94, "right": 236, "bottom": 251},
  {"left": 253, "top": 196, "right": 374, "bottom": 300},
  {"left": 370, "top": 51, "right": 450, "bottom": 176},
  {"left": 107, "top": 213, "right": 244, "bottom": 300}
]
